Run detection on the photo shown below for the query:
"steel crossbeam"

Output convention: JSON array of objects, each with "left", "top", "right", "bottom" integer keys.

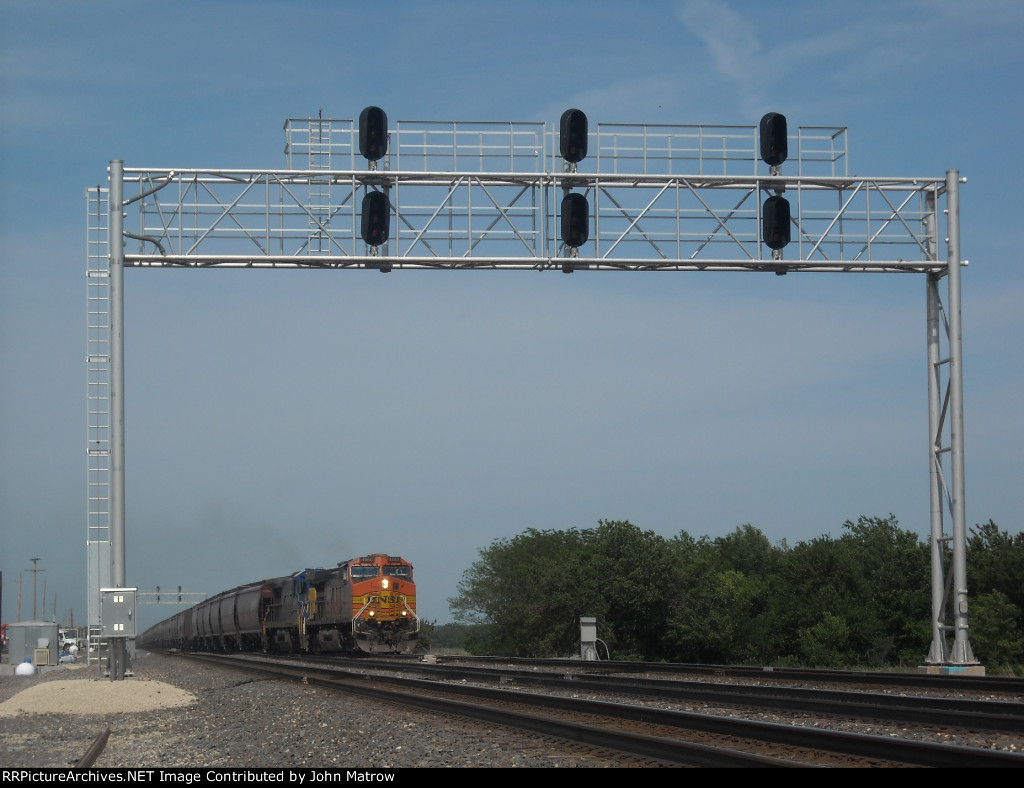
[{"left": 119, "top": 168, "right": 945, "bottom": 274}]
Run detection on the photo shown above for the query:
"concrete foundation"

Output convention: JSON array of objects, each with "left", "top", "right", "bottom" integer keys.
[{"left": 918, "top": 664, "right": 986, "bottom": 676}]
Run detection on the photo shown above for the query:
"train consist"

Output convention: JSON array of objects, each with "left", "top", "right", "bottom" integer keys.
[{"left": 138, "top": 554, "right": 418, "bottom": 655}]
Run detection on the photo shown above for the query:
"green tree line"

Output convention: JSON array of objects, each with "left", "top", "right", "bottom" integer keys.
[{"left": 446, "top": 517, "right": 1024, "bottom": 672}]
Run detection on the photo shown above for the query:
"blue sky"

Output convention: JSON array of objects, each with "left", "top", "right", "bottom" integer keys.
[{"left": 1, "top": 0, "right": 1022, "bottom": 633}]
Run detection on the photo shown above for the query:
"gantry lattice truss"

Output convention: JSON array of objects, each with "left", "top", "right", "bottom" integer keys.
[
  {"left": 86, "top": 117, "right": 974, "bottom": 666},
  {"left": 113, "top": 120, "right": 947, "bottom": 273}
]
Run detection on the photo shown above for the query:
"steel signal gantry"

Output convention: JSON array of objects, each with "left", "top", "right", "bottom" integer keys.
[{"left": 86, "top": 110, "right": 975, "bottom": 671}]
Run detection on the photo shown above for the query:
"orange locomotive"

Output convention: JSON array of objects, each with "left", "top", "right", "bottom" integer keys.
[
  {"left": 138, "top": 554, "right": 418, "bottom": 655},
  {"left": 344, "top": 554, "right": 418, "bottom": 653}
]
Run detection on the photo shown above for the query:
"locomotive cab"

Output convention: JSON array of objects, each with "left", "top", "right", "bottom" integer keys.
[{"left": 345, "top": 554, "right": 419, "bottom": 653}]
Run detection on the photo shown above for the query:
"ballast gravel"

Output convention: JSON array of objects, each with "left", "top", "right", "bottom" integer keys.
[{"left": 0, "top": 652, "right": 598, "bottom": 769}]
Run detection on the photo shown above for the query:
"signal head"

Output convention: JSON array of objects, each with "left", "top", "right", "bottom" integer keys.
[
  {"left": 361, "top": 191, "right": 390, "bottom": 247},
  {"left": 560, "top": 109, "right": 588, "bottom": 164},
  {"left": 561, "top": 192, "right": 590, "bottom": 248},
  {"left": 762, "top": 194, "right": 791, "bottom": 251},
  {"left": 359, "top": 106, "right": 388, "bottom": 162},
  {"left": 759, "top": 112, "right": 788, "bottom": 167}
]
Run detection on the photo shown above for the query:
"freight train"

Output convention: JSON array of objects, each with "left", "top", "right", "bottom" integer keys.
[{"left": 138, "top": 554, "right": 418, "bottom": 655}]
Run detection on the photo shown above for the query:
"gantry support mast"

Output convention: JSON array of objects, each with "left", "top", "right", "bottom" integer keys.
[{"left": 86, "top": 114, "right": 976, "bottom": 671}]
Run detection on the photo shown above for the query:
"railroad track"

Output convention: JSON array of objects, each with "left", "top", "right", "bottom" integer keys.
[
  {"left": 325, "top": 655, "right": 1024, "bottom": 732},
  {"left": 75, "top": 728, "right": 111, "bottom": 768},
  {"left": 427, "top": 654, "right": 1024, "bottom": 696},
  {"left": 174, "top": 652, "right": 1024, "bottom": 768}
]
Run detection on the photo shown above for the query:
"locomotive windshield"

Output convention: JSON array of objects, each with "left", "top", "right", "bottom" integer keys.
[
  {"left": 383, "top": 565, "right": 411, "bottom": 579},
  {"left": 350, "top": 565, "right": 380, "bottom": 581}
]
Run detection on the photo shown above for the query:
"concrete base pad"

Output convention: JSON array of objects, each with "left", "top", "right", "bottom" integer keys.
[{"left": 917, "top": 663, "right": 986, "bottom": 676}]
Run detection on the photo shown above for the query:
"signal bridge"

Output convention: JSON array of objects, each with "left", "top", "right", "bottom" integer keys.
[
  {"left": 101, "top": 114, "right": 943, "bottom": 274},
  {"left": 86, "top": 110, "right": 973, "bottom": 674}
]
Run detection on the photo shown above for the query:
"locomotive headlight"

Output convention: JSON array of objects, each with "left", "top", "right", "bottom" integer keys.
[{"left": 382, "top": 578, "right": 389, "bottom": 590}]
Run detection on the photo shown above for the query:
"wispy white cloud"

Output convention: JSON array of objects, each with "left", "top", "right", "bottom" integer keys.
[
  {"left": 675, "top": 0, "right": 1024, "bottom": 121},
  {"left": 675, "top": 0, "right": 766, "bottom": 116}
]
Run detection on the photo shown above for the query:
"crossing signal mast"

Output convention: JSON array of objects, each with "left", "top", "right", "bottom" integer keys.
[{"left": 86, "top": 107, "right": 977, "bottom": 674}]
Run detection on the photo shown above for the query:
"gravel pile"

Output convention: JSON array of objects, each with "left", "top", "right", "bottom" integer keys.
[{"left": 0, "top": 652, "right": 597, "bottom": 769}]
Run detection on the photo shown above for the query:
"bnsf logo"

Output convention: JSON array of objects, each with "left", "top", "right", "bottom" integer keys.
[{"left": 365, "top": 595, "right": 400, "bottom": 604}]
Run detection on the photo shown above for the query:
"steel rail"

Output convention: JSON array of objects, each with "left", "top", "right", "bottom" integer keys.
[
  {"left": 442, "top": 656, "right": 1024, "bottom": 695},
  {"left": 387, "top": 661, "right": 1024, "bottom": 732},
  {"left": 74, "top": 728, "right": 111, "bottom": 768}
]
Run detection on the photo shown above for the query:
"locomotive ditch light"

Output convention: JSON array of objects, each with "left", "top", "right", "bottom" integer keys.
[
  {"left": 560, "top": 108, "right": 588, "bottom": 164},
  {"left": 359, "top": 106, "right": 388, "bottom": 162}
]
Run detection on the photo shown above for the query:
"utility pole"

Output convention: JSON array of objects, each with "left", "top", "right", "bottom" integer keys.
[{"left": 27, "top": 558, "right": 43, "bottom": 621}]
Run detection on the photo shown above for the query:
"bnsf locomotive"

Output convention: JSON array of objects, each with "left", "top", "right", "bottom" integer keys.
[{"left": 138, "top": 554, "right": 418, "bottom": 654}]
